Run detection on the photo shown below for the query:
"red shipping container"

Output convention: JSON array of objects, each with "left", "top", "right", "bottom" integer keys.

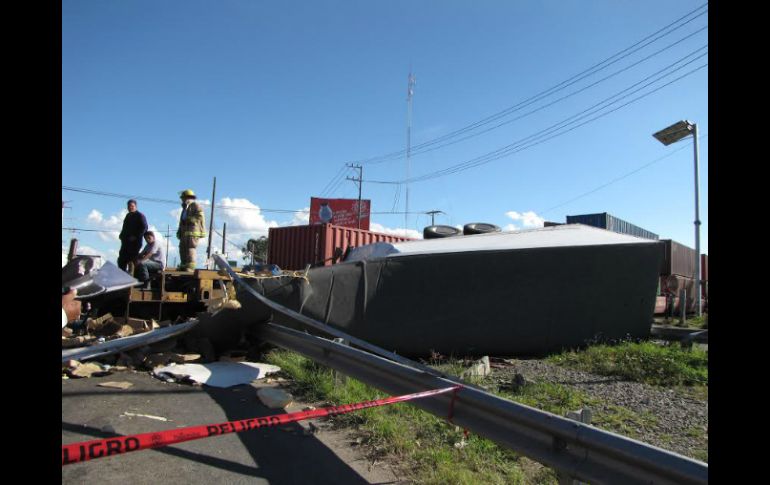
[{"left": 268, "top": 223, "right": 415, "bottom": 270}]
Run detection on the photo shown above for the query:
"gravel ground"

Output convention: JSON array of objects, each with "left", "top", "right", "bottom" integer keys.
[{"left": 484, "top": 358, "right": 708, "bottom": 462}]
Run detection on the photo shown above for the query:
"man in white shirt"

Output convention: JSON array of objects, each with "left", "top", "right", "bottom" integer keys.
[{"left": 135, "top": 231, "right": 165, "bottom": 288}]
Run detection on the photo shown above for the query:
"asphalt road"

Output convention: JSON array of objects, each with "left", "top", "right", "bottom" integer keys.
[{"left": 62, "top": 371, "right": 400, "bottom": 484}]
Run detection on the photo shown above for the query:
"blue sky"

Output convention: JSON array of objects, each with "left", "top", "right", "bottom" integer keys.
[{"left": 62, "top": 1, "right": 708, "bottom": 267}]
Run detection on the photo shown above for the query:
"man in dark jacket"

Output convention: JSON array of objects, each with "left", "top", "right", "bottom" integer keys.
[{"left": 117, "top": 199, "right": 148, "bottom": 272}]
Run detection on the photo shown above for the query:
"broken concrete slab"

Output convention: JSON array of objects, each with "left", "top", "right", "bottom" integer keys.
[
  {"left": 152, "top": 361, "right": 281, "bottom": 388},
  {"left": 97, "top": 381, "right": 134, "bottom": 390},
  {"left": 461, "top": 356, "right": 491, "bottom": 379},
  {"left": 257, "top": 387, "right": 294, "bottom": 409}
]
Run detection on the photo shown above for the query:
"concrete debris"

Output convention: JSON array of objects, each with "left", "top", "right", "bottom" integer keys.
[
  {"left": 62, "top": 320, "right": 199, "bottom": 364},
  {"left": 257, "top": 387, "right": 294, "bottom": 409},
  {"left": 86, "top": 313, "right": 114, "bottom": 333},
  {"left": 97, "top": 381, "right": 134, "bottom": 390},
  {"left": 566, "top": 407, "right": 593, "bottom": 425},
  {"left": 62, "top": 335, "right": 97, "bottom": 348},
  {"left": 68, "top": 362, "right": 110, "bottom": 378},
  {"left": 143, "top": 352, "right": 200, "bottom": 368},
  {"left": 461, "top": 356, "right": 491, "bottom": 379}
]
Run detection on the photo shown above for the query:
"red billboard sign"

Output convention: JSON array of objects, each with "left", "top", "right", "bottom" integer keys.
[{"left": 309, "top": 197, "right": 371, "bottom": 230}]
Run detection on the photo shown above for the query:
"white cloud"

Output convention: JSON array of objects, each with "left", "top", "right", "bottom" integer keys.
[
  {"left": 285, "top": 208, "right": 310, "bottom": 226},
  {"left": 216, "top": 197, "right": 279, "bottom": 236},
  {"left": 370, "top": 222, "right": 422, "bottom": 240},
  {"left": 87, "top": 208, "right": 126, "bottom": 242},
  {"left": 505, "top": 211, "right": 545, "bottom": 228},
  {"left": 87, "top": 210, "right": 103, "bottom": 224},
  {"left": 504, "top": 224, "right": 519, "bottom": 232}
]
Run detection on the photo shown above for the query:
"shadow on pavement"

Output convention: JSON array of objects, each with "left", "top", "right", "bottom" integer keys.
[{"left": 202, "top": 383, "right": 373, "bottom": 484}]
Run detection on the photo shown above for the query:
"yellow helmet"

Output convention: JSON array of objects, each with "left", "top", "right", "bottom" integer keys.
[{"left": 179, "top": 189, "right": 196, "bottom": 199}]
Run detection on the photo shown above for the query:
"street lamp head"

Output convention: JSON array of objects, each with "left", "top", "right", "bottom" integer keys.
[{"left": 652, "top": 120, "right": 695, "bottom": 146}]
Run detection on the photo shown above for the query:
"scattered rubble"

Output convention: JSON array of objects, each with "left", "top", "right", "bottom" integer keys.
[
  {"left": 460, "top": 355, "right": 491, "bottom": 379},
  {"left": 257, "top": 387, "right": 294, "bottom": 408},
  {"left": 97, "top": 381, "right": 134, "bottom": 390}
]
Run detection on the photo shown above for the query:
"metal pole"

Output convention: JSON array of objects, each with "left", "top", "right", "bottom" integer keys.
[
  {"left": 692, "top": 124, "right": 702, "bottom": 317},
  {"left": 222, "top": 223, "right": 227, "bottom": 255},
  {"left": 165, "top": 225, "right": 169, "bottom": 268},
  {"left": 357, "top": 166, "right": 363, "bottom": 229},
  {"left": 206, "top": 177, "right": 217, "bottom": 264},
  {"left": 405, "top": 71, "right": 415, "bottom": 237}
]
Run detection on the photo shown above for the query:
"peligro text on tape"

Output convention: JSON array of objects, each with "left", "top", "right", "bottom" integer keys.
[{"left": 62, "top": 384, "right": 460, "bottom": 466}]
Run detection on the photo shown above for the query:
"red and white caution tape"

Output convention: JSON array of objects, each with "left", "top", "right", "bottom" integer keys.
[{"left": 62, "top": 385, "right": 460, "bottom": 466}]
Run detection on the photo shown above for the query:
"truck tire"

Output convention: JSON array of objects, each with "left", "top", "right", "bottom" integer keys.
[
  {"left": 423, "top": 225, "right": 462, "bottom": 239},
  {"left": 463, "top": 223, "right": 501, "bottom": 235}
]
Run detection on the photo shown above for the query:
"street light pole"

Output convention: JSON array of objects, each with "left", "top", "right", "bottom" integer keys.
[
  {"left": 691, "top": 123, "right": 702, "bottom": 317},
  {"left": 652, "top": 120, "right": 702, "bottom": 317}
]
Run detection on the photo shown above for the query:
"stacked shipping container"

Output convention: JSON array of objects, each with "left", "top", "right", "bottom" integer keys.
[{"left": 565, "top": 213, "right": 659, "bottom": 240}]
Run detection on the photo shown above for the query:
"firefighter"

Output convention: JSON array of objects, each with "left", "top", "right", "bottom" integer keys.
[{"left": 176, "top": 189, "right": 207, "bottom": 271}]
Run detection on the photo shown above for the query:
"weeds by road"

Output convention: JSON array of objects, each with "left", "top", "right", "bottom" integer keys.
[
  {"left": 547, "top": 341, "right": 708, "bottom": 386},
  {"left": 264, "top": 347, "right": 700, "bottom": 483}
]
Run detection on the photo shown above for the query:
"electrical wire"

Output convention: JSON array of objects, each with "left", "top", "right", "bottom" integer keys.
[
  {"left": 539, "top": 133, "right": 708, "bottom": 215},
  {"left": 371, "top": 56, "right": 707, "bottom": 185},
  {"left": 349, "top": 3, "right": 708, "bottom": 166}
]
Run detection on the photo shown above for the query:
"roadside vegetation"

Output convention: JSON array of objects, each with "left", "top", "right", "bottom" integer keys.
[
  {"left": 264, "top": 349, "right": 673, "bottom": 484},
  {"left": 547, "top": 341, "right": 708, "bottom": 386},
  {"left": 265, "top": 349, "right": 535, "bottom": 484}
]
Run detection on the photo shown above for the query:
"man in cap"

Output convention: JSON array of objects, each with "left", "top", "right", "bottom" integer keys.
[
  {"left": 176, "top": 189, "right": 207, "bottom": 271},
  {"left": 117, "top": 199, "right": 148, "bottom": 272}
]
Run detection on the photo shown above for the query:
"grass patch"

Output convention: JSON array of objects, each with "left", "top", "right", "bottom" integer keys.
[
  {"left": 491, "top": 380, "right": 658, "bottom": 440},
  {"left": 264, "top": 349, "right": 531, "bottom": 484},
  {"left": 548, "top": 341, "right": 708, "bottom": 386},
  {"left": 266, "top": 350, "right": 667, "bottom": 483}
]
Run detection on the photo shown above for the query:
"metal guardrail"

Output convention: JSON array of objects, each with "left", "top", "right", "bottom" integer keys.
[
  {"left": 213, "top": 255, "right": 708, "bottom": 484},
  {"left": 259, "top": 323, "right": 707, "bottom": 485}
]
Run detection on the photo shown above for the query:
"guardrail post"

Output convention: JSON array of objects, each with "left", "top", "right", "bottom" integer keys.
[
  {"left": 557, "top": 408, "right": 592, "bottom": 485},
  {"left": 332, "top": 338, "right": 349, "bottom": 386}
]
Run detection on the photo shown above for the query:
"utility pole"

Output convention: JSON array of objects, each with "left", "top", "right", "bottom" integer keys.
[
  {"left": 222, "top": 222, "right": 227, "bottom": 255},
  {"left": 405, "top": 71, "right": 415, "bottom": 237},
  {"left": 426, "top": 210, "right": 444, "bottom": 226},
  {"left": 346, "top": 164, "right": 363, "bottom": 229},
  {"left": 206, "top": 176, "right": 217, "bottom": 265},
  {"left": 165, "top": 225, "right": 170, "bottom": 268}
]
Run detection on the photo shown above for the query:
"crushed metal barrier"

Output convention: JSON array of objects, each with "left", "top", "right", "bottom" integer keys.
[{"left": 62, "top": 384, "right": 460, "bottom": 466}]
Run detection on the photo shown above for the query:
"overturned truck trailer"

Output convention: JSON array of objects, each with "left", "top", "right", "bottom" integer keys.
[{"left": 239, "top": 224, "right": 663, "bottom": 356}]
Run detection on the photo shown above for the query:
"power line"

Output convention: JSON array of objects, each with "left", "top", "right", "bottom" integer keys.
[
  {"left": 374, "top": 32, "right": 707, "bottom": 165},
  {"left": 539, "top": 133, "right": 708, "bottom": 215},
  {"left": 349, "top": 3, "right": 707, "bottom": 166},
  {"left": 371, "top": 54, "right": 707, "bottom": 185},
  {"left": 62, "top": 186, "right": 310, "bottom": 214}
]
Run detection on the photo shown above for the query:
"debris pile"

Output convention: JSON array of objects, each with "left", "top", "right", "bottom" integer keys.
[{"left": 62, "top": 314, "right": 281, "bottom": 389}]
